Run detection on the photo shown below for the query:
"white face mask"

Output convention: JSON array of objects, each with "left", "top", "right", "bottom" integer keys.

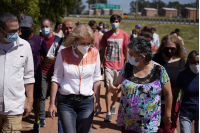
[
  {"left": 189, "top": 64, "right": 199, "bottom": 74},
  {"left": 128, "top": 55, "right": 140, "bottom": 66},
  {"left": 77, "top": 43, "right": 90, "bottom": 55},
  {"left": 133, "top": 34, "right": 137, "bottom": 38},
  {"left": 99, "top": 26, "right": 103, "bottom": 29}
]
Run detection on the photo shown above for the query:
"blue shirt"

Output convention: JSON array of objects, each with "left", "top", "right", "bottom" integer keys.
[{"left": 175, "top": 69, "right": 199, "bottom": 116}]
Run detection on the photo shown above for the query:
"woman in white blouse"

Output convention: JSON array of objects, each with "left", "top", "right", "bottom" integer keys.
[{"left": 48, "top": 24, "right": 102, "bottom": 133}]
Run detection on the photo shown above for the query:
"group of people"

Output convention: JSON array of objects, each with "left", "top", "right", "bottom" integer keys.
[{"left": 0, "top": 11, "right": 198, "bottom": 133}]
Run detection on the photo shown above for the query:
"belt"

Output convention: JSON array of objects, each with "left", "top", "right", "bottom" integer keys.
[{"left": 65, "top": 94, "right": 92, "bottom": 102}]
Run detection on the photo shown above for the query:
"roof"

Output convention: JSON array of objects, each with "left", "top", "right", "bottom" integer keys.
[
  {"left": 185, "top": 7, "right": 197, "bottom": 10},
  {"left": 162, "top": 7, "right": 177, "bottom": 11},
  {"left": 143, "top": 8, "right": 157, "bottom": 11}
]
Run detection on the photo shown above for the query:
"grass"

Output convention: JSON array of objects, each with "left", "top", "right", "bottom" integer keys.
[{"left": 63, "top": 17, "right": 199, "bottom": 54}]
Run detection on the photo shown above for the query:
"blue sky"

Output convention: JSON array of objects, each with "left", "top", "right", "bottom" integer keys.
[{"left": 82, "top": 0, "right": 196, "bottom": 13}]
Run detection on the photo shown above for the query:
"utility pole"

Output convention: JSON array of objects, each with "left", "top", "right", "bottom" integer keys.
[
  {"left": 135, "top": 0, "right": 138, "bottom": 19},
  {"left": 196, "top": 0, "right": 199, "bottom": 21}
]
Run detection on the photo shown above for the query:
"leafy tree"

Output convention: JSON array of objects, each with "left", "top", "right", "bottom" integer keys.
[
  {"left": 130, "top": 1, "right": 136, "bottom": 12},
  {"left": 75, "top": 0, "right": 86, "bottom": 14}
]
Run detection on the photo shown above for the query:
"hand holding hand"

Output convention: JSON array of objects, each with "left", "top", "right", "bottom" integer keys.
[{"left": 108, "top": 79, "right": 122, "bottom": 94}]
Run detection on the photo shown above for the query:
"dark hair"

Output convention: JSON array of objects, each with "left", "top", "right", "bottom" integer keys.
[
  {"left": 0, "top": 12, "right": 18, "bottom": 29},
  {"left": 170, "top": 31, "right": 177, "bottom": 35},
  {"left": 99, "top": 22, "right": 103, "bottom": 25},
  {"left": 158, "top": 35, "right": 186, "bottom": 58},
  {"left": 110, "top": 14, "right": 122, "bottom": 23},
  {"left": 103, "top": 23, "right": 109, "bottom": 29},
  {"left": 17, "top": 13, "right": 25, "bottom": 23},
  {"left": 54, "top": 21, "right": 62, "bottom": 30},
  {"left": 175, "top": 29, "right": 180, "bottom": 33},
  {"left": 185, "top": 50, "right": 199, "bottom": 69},
  {"left": 140, "top": 27, "right": 153, "bottom": 40},
  {"left": 88, "top": 20, "right": 96, "bottom": 27},
  {"left": 41, "top": 18, "right": 53, "bottom": 27},
  {"left": 128, "top": 36, "right": 153, "bottom": 64},
  {"left": 96, "top": 26, "right": 101, "bottom": 31}
]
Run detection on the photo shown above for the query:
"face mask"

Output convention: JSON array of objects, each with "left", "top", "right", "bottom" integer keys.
[
  {"left": 133, "top": 34, "right": 137, "bottom": 38},
  {"left": 77, "top": 43, "right": 90, "bottom": 55},
  {"left": 103, "top": 29, "right": 108, "bottom": 32},
  {"left": 99, "top": 26, "right": 103, "bottom": 29},
  {"left": 189, "top": 64, "right": 199, "bottom": 74},
  {"left": 41, "top": 28, "right": 50, "bottom": 35},
  {"left": 128, "top": 55, "right": 140, "bottom": 66},
  {"left": 164, "top": 51, "right": 176, "bottom": 58},
  {"left": 20, "top": 30, "right": 32, "bottom": 39},
  {"left": 111, "top": 23, "right": 119, "bottom": 29},
  {"left": 4, "top": 33, "right": 19, "bottom": 43}
]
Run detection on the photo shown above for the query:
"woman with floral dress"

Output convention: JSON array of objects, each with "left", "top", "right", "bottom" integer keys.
[{"left": 108, "top": 36, "right": 173, "bottom": 133}]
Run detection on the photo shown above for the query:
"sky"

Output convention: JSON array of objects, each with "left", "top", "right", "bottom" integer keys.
[{"left": 82, "top": 0, "right": 196, "bottom": 13}]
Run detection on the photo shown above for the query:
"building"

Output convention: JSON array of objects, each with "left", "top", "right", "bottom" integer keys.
[
  {"left": 110, "top": 9, "right": 123, "bottom": 16},
  {"left": 142, "top": 8, "right": 158, "bottom": 17},
  {"left": 159, "top": 7, "right": 177, "bottom": 17},
  {"left": 181, "top": 7, "right": 199, "bottom": 19},
  {"left": 88, "top": 10, "right": 94, "bottom": 15},
  {"left": 101, "top": 9, "right": 110, "bottom": 15}
]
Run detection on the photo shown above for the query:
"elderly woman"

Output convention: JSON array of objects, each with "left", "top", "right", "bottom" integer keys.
[
  {"left": 109, "top": 36, "right": 172, "bottom": 133},
  {"left": 48, "top": 24, "right": 102, "bottom": 133},
  {"left": 172, "top": 50, "right": 199, "bottom": 133},
  {"left": 153, "top": 35, "right": 186, "bottom": 133}
]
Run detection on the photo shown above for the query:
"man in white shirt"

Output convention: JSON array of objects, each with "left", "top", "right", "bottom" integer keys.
[
  {"left": 151, "top": 26, "right": 160, "bottom": 52},
  {"left": 0, "top": 12, "right": 34, "bottom": 132}
]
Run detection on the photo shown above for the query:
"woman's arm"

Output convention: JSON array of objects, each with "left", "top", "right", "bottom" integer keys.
[
  {"left": 108, "top": 75, "right": 124, "bottom": 94},
  {"left": 162, "top": 80, "right": 173, "bottom": 126},
  {"left": 94, "top": 81, "right": 101, "bottom": 116},
  {"left": 171, "top": 87, "right": 181, "bottom": 116}
]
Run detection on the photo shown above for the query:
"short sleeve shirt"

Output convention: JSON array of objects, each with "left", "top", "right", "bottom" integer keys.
[
  {"left": 100, "top": 30, "right": 129, "bottom": 70},
  {"left": 175, "top": 69, "right": 199, "bottom": 116},
  {"left": 117, "top": 61, "right": 169, "bottom": 132}
]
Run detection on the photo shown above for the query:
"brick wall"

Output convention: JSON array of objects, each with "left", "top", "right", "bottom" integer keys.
[
  {"left": 110, "top": 9, "right": 122, "bottom": 16},
  {"left": 146, "top": 10, "right": 157, "bottom": 17},
  {"left": 165, "top": 10, "right": 177, "bottom": 17},
  {"left": 101, "top": 9, "right": 110, "bottom": 15}
]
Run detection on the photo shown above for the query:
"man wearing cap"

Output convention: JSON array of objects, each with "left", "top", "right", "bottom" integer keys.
[
  {"left": 0, "top": 12, "right": 34, "bottom": 133},
  {"left": 150, "top": 26, "right": 160, "bottom": 52},
  {"left": 19, "top": 15, "right": 48, "bottom": 133},
  {"left": 39, "top": 18, "right": 55, "bottom": 127}
]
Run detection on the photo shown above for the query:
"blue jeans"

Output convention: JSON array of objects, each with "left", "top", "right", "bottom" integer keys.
[
  {"left": 57, "top": 92, "right": 94, "bottom": 133},
  {"left": 179, "top": 112, "right": 199, "bottom": 133}
]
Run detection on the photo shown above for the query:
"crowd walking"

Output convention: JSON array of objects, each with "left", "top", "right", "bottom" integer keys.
[{"left": 0, "top": 12, "right": 198, "bottom": 133}]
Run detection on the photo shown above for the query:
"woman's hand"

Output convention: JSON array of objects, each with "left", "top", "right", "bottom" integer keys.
[
  {"left": 95, "top": 102, "right": 101, "bottom": 116},
  {"left": 108, "top": 79, "right": 122, "bottom": 95},
  {"left": 162, "top": 116, "right": 172, "bottom": 127},
  {"left": 48, "top": 104, "right": 56, "bottom": 119}
]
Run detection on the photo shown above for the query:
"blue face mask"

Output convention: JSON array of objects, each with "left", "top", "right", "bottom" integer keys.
[
  {"left": 128, "top": 55, "right": 140, "bottom": 66},
  {"left": 41, "top": 28, "right": 50, "bottom": 35},
  {"left": 4, "top": 33, "right": 19, "bottom": 43},
  {"left": 133, "top": 34, "right": 137, "bottom": 38},
  {"left": 111, "top": 23, "right": 119, "bottom": 29},
  {"left": 103, "top": 29, "right": 108, "bottom": 32}
]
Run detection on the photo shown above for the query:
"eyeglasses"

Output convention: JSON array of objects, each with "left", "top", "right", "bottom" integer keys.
[
  {"left": 1, "top": 27, "right": 21, "bottom": 37},
  {"left": 164, "top": 47, "right": 177, "bottom": 52}
]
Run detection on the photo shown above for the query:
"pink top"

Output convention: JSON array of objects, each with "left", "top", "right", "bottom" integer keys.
[{"left": 94, "top": 31, "right": 99, "bottom": 50}]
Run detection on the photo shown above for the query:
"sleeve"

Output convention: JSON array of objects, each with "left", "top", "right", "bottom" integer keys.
[
  {"left": 51, "top": 52, "right": 64, "bottom": 84},
  {"left": 160, "top": 66, "right": 170, "bottom": 87},
  {"left": 100, "top": 34, "right": 107, "bottom": 47},
  {"left": 47, "top": 39, "right": 59, "bottom": 57},
  {"left": 24, "top": 43, "right": 35, "bottom": 84},
  {"left": 175, "top": 71, "right": 183, "bottom": 88},
  {"left": 155, "top": 35, "right": 160, "bottom": 48},
  {"left": 40, "top": 38, "right": 48, "bottom": 57},
  {"left": 119, "top": 62, "right": 127, "bottom": 77},
  {"left": 93, "top": 53, "right": 102, "bottom": 83}
]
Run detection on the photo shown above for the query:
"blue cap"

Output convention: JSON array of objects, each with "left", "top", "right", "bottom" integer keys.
[
  {"left": 151, "top": 26, "right": 156, "bottom": 31},
  {"left": 135, "top": 24, "right": 141, "bottom": 28},
  {"left": 19, "top": 16, "right": 33, "bottom": 28}
]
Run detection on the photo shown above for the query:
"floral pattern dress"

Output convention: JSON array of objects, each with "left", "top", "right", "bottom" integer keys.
[{"left": 117, "top": 61, "right": 170, "bottom": 133}]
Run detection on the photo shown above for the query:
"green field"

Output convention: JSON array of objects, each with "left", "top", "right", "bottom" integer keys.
[{"left": 63, "top": 17, "right": 199, "bottom": 54}]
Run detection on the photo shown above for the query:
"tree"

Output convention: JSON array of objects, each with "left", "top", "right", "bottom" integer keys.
[
  {"left": 130, "top": 1, "right": 136, "bottom": 12},
  {"left": 75, "top": 0, "right": 86, "bottom": 14}
]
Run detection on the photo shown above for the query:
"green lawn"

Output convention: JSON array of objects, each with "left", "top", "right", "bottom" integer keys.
[{"left": 63, "top": 17, "right": 199, "bottom": 54}]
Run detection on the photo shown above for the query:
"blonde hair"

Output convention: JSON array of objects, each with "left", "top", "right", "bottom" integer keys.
[
  {"left": 64, "top": 24, "right": 94, "bottom": 47},
  {"left": 157, "top": 35, "right": 186, "bottom": 59}
]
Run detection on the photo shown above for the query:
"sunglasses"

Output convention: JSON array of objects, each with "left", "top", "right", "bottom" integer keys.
[{"left": 164, "top": 47, "right": 177, "bottom": 52}]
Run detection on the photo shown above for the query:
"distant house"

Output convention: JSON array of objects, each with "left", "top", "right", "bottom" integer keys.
[
  {"left": 181, "top": 7, "right": 199, "bottom": 19},
  {"left": 159, "top": 7, "right": 177, "bottom": 17},
  {"left": 142, "top": 8, "right": 157, "bottom": 17}
]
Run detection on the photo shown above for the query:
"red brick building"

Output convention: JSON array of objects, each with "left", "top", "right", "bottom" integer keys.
[
  {"left": 110, "top": 9, "right": 123, "bottom": 16},
  {"left": 159, "top": 7, "right": 177, "bottom": 17},
  {"left": 142, "top": 8, "right": 157, "bottom": 17},
  {"left": 181, "top": 7, "right": 199, "bottom": 19},
  {"left": 101, "top": 9, "right": 110, "bottom": 15}
]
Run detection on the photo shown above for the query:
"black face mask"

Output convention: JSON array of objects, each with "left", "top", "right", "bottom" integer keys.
[
  {"left": 20, "top": 30, "right": 32, "bottom": 39},
  {"left": 164, "top": 50, "right": 176, "bottom": 58}
]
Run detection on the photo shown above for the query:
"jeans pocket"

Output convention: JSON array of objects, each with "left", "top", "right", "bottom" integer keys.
[{"left": 88, "top": 96, "right": 94, "bottom": 102}]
